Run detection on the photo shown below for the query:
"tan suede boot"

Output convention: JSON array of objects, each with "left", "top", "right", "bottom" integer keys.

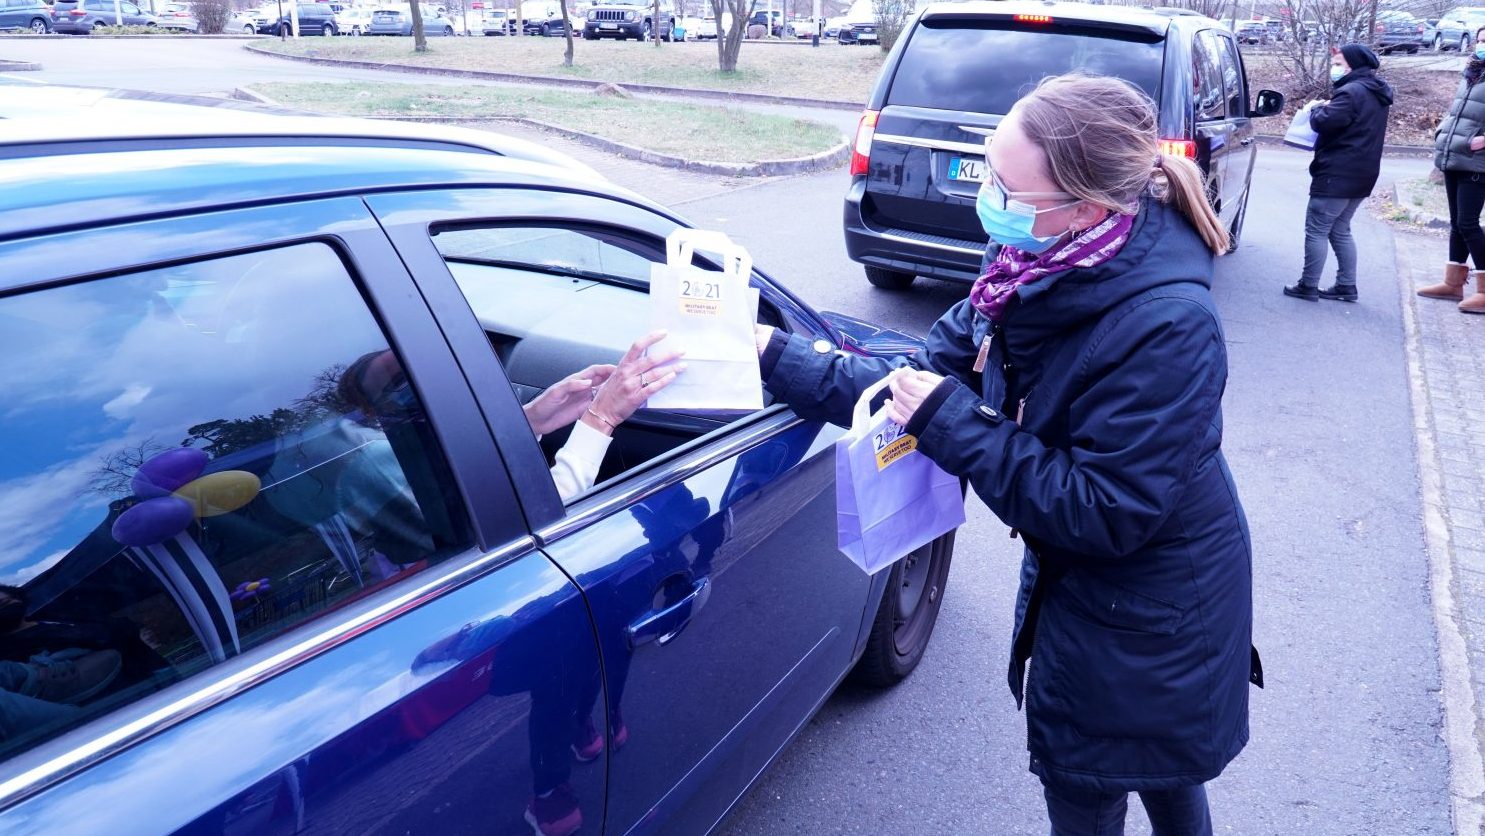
[
  {"left": 1461, "top": 275, "right": 1485, "bottom": 314},
  {"left": 1419, "top": 262, "right": 1469, "bottom": 301}
]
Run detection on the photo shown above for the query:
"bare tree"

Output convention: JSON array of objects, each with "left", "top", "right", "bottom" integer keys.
[
  {"left": 409, "top": 0, "right": 428, "bottom": 51},
  {"left": 873, "top": 0, "right": 912, "bottom": 52},
  {"left": 711, "top": 0, "right": 760, "bottom": 72},
  {"left": 559, "top": 0, "right": 575, "bottom": 65},
  {"left": 653, "top": 0, "right": 662, "bottom": 44},
  {"left": 89, "top": 439, "right": 171, "bottom": 499}
]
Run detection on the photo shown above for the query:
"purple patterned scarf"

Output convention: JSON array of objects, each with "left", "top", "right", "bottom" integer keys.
[{"left": 969, "top": 210, "right": 1136, "bottom": 322}]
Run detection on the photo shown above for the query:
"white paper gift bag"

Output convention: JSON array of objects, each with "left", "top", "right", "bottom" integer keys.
[
  {"left": 646, "top": 229, "right": 763, "bottom": 411},
  {"left": 1282, "top": 102, "right": 1319, "bottom": 150}
]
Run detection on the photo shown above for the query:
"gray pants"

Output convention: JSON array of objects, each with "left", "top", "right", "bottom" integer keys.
[{"left": 1301, "top": 196, "right": 1365, "bottom": 288}]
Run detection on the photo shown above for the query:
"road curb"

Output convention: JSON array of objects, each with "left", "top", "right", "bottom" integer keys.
[
  {"left": 233, "top": 86, "right": 849, "bottom": 176},
  {"left": 1394, "top": 234, "right": 1485, "bottom": 836},
  {"left": 0, "top": 58, "right": 41, "bottom": 71},
  {"left": 1392, "top": 181, "right": 1452, "bottom": 229},
  {"left": 243, "top": 42, "right": 864, "bottom": 111}
]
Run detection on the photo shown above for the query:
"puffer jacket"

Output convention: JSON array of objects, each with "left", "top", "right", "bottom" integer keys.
[
  {"left": 760, "top": 198, "right": 1259, "bottom": 792},
  {"left": 1435, "top": 69, "right": 1485, "bottom": 173}
]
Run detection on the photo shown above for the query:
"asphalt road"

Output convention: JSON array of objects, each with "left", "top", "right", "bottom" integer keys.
[{"left": 1, "top": 37, "right": 1458, "bottom": 835}]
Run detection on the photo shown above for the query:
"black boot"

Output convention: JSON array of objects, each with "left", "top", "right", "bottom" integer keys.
[
  {"left": 1283, "top": 282, "right": 1319, "bottom": 301},
  {"left": 1318, "top": 284, "right": 1358, "bottom": 302}
]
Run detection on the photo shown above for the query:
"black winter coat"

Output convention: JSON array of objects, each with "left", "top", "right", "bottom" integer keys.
[
  {"left": 762, "top": 199, "right": 1259, "bottom": 792},
  {"left": 1309, "top": 67, "right": 1394, "bottom": 198}
]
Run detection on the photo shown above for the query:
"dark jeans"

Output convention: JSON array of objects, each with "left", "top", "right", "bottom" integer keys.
[
  {"left": 1444, "top": 169, "right": 1485, "bottom": 267},
  {"left": 1042, "top": 780, "right": 1212, "bottom": 836},
  {"left": 1300, "top": 196, "right": 1364, "bottom": 288}
]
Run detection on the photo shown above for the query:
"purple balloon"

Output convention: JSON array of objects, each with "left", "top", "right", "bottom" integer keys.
[
  {"left": 111, "top": 496, "right": 195, "bottom": 547},
  {"left": 132, "top": 447, "right": 209, "bottom": 498}
]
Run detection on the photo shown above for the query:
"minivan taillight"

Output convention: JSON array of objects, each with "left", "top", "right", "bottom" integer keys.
[
  {"left": 1158, "top": 139, "right": 1197, "bottom": 159},
  {"left": 850, "top": 110, "right": 878, "bottom": 177}
]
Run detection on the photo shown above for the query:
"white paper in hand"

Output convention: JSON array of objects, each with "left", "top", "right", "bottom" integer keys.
[{"left": 646, "top": 229, "right": 763, "bottom": 410}]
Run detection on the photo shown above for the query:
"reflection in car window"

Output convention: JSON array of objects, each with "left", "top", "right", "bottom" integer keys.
[
  {"left": 885, "top": 21, "right": 1164, "bottom": 114},
  {"left": 434, "top": 226, "right": 660, "bottom": 286},
  {"left": 0, "top": 243, "right": 471, "bottom": 762},
  {"left": 1215, "top": 33, "right": 1245, "bottom": 118},
  {"left": 1193, "top": 31, "right": 1225, "bottom": 121}
]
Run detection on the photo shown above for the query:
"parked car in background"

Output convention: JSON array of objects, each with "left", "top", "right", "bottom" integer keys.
[
  {"left": 0, "top": 0, "right": 53, "bottom": 32},
  {"left": 748, "top": 8, "right": 781, "bottom": 35},
  {"left": 481, "top": 7, "right": 512, "bottom": 33},
  {"left": 335, "top": 6, "right": 374, "bottom": 34},
  {"left": 582, "top": 0, "right": 674, "bottom": 41},
  {"left": 1262, "top": 17, "right": 1284, "bottom": 41},
  {"left": 1373, "top": 9, "right": 1425, "bottom": 53},
  {"left": 0, "top": 86, "right": 955, "bottom": 836},
  {"left": 367, "top": 5, "right": 455, "bottom": 35},
  {"left": 786, "top": 16, "right": 817, "bottom": 38},
  {"left": 676, "top": 14, "right": 705, "bottom": 39},
  {"left": 835, "top": 0, "right": 876, "bottom": 44},
  {"left": 1234, "top": 20, "right": 1266, "bottom": 44},
  {"left": 844, "top": 1, "right": 1283, "bottom": 288},
  {"left": 277, "top": 3, "right": 339, "bottom": 35},
  {"left": 694, "top": 13, "right": 728, "bottom": 38},
  {"left": 1437, "top": 6, "right": 1485, "bottom": 50},
  {"left": 156, "top": 2, "right": 198, "bottom": 31},
  {"left": 50, "top": 0, "right": 157, "bottom": 33}
]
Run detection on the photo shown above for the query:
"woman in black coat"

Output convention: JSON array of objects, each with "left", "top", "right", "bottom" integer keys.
[
  {"left": 1283, "top": 43, "right": 1392, "bottom": 303},
  {"left": 755, "top": 74, "right": 1258, "bottom": 835}
]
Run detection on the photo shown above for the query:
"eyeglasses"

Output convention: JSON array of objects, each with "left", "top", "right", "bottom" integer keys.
[{"left": 980, "top": 165, "right": 1079, "bottom": 216}]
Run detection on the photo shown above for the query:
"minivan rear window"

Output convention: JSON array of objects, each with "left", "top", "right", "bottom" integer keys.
[{"left": 886, "top": 20, "right": 1165, "bottom": 115}]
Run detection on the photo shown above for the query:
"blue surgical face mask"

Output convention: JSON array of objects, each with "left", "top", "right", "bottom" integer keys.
[
  {"left": 975, "top": 175, "right": 1079, "bottom": 254},
  {"left": 1475, "top": 43, "right": 1485, "bottom": 60},
  {"left": 1330, "top": 65, "right": 1346, "bottom": 82}
]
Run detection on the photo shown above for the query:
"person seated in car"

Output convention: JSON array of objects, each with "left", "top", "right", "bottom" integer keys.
[
  {"left": 337, "top": 329, "right": 686, "bottom": 505},
  {"left": 0, "top": 585, "right": 169, "bottom": 693}
]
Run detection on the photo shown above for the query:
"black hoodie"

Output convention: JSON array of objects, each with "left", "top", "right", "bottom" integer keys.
[{"left": 1308, "top": 67, "right": 1395, "bottom": 198}]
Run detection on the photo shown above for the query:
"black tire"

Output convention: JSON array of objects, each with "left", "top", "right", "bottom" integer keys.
[
  {"left": 243, "top": 23, "right": 255, "bottom": 33},
  {"left": 851, "top": 530, "right": 955, "bottom": 686},
  {"left": 1407, "top": 46, "right": 1419, "bottom": 54},
  {"left": 28, "top": 17, "right": 48, "bottom": 33},
  {"left": 864, "top": 265, "right": 916, "bottom": 290},
  {"left": 321, "top": 23, "right": 334, "bottom": 35},
  {"left": 443, "top": 25, "right": 453, "bottom": 35}
]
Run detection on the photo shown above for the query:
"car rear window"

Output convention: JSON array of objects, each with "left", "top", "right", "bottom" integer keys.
[{"left": 885, "top": 19, "right": 1166, "bottom": 114}]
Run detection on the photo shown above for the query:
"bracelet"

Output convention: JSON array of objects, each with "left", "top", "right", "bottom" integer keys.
[{"left": 585, "top": 408, "right": 617, "bottom": 432}]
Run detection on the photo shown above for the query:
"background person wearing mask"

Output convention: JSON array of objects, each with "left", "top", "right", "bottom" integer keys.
[
  {"left": 1422, "top": 27, "right": 1485, "bottom": 314},
  {"left": 1283, "top": 44, "right": 1392, "bottom": 303}
]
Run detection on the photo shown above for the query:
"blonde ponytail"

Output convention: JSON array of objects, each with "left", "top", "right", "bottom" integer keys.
[{"left": 1152, "top": 154, "right": 1229, "bottom": 255}]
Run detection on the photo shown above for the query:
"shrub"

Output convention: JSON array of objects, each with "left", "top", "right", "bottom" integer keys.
[{"left": 193, "top": 0, "right": 232, "bottom": 33}]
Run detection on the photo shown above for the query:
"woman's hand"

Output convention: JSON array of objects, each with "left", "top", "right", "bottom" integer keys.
[
  {"left": 885, "top": 369, "right": 944, "bottom": 428},
  {"left": 1470, "top": 135, "right": 1485, "bottom": 152},
  {"left": 523, "top": 364, "right": 616, "bottom": 436},
  {"left": 583, "top": 330, "right": 687, "bottom": 436},
  {"left": 754, "top": 324, "right": 775, "bottom": 358}
]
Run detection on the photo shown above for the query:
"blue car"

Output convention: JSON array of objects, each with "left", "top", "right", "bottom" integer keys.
[{"left": 0, "top": 91, "right": 956, "bottom": 835}]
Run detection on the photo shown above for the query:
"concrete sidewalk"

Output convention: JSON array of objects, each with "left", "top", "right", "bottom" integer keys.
[{"left": 1396, "top": 232, "right": 1485, "bottom": 834}]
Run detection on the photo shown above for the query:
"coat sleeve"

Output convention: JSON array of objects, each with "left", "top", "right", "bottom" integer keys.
[
  {"left": 1308, "top": 87, "right": 1358, "bottom": 136},
  {"left": 764, "top": 299, "right": 982, "bottom": 427},
  {"left": 913, "top": 297, "right": 1227, "bottom": 558}
]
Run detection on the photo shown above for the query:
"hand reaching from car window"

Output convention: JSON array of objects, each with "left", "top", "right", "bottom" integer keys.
[
  {"left": 754, "top": 324, "right": 775, "bottom": 357},
  {"left": 524, "top": 364, "right": 617, "bottom": 436},
  {"left": 582, "top": 330, "right": 687, "bottom": 436}
]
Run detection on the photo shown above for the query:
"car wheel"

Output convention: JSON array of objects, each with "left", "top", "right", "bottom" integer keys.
[
  {"left": 1407, "top": 46, "right": 1419, "bottom": 53},
  {"left": 851, "top": 530, "right": 955, "bottom": 686},
  {"left": 243, "top": 23, "right": 255, "bottom": 32},
  {"left": 443, "top": 25, "right": 453, "bottom": 34},
  {"left": 321, "top": 23, "right": 334, "bottom": 35},
  {"left": 864, "top": 265, "right": 916, "bottom": 290},
  {"left": 642, "top": 20, "right": 650, "bottom": 39},
  {"left": 29, "top": 17, "right": 48, "bottom": 33}
]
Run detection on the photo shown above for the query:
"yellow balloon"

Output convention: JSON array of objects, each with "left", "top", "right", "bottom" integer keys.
[{"left": 174, "top": 471, "right": 261, "bottom": 518}]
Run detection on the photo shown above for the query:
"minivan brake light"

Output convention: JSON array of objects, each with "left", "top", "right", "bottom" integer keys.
[
  {"left": 1014, "top": 14, "right": 1052, "bottom": 23},
  {"left": 850, "top": 110, "right": 879, "bottom": 177},
  {"left": 1158, "top": 139, "right": 1197, "bottom": 159}
]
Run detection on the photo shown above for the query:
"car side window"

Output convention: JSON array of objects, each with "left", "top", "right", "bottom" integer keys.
[
  {"left": 431, "top": 223, "right": 771, "bottom": 503},
  {"left": 1193, "top": 32, "right": 1226, "bottom": 121},
  {"left": 1215, "top": 33, "right": 1245, "bottom": 118},
  {"left": 123, "top": 2, "right": 140, "bottom": 13},
  {"left": 0, "top": 242, "right": 473, "bottom": 763}
]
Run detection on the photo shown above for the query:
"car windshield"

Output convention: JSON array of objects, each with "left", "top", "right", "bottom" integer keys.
[{"left": 886, "top": 19, "right": 1165, "bottom": 115}]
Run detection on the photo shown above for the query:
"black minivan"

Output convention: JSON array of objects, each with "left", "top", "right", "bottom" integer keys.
[{"left": 843, "top": 2, "right": 1284, "bottom": 289}]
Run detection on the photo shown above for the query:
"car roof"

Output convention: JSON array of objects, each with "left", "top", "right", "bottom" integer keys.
[
  {"left": 918, "top": 1, "right": 1199, "bottom": 36},
  {"left": 0, "top": 87, "right": 659, "bottom": 242}
]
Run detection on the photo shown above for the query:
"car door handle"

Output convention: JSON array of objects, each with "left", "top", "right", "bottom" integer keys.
[{"left": 626, "top": 578, "right": 711, "bottom": 649}]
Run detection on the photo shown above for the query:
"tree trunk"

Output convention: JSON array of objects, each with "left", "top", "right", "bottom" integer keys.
[
  {"left": 409, "top": 0, "right": 427, "bottom": 51},
  {"left": 653, "top": 0, "right": 661, "bottom": 45},
  {"left": 560, "top": 0, "right": 574, "bottom": 65}
]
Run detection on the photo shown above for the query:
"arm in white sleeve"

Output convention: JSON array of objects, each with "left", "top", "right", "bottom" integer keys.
[{"left": 549, "top": 419, "right": 612, "bottom": 502}]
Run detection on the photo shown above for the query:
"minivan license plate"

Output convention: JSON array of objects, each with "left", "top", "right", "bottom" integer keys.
[{"left": 948, "top": 157, "right": 985, "bottom": 183}]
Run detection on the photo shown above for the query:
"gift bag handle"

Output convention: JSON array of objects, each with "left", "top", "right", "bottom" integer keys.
[
  {"left": 851, "top": 368, "right": 911, "bottom": 430},
  {"left": 666, "top": 228, "right": 753, "bottom": 280}
]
